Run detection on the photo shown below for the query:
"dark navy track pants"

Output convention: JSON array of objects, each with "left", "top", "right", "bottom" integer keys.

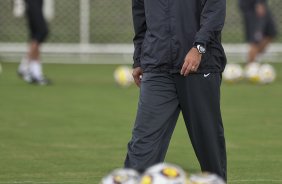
[{"left": 124, "top": 72, "right": 227, "bottom": 181}]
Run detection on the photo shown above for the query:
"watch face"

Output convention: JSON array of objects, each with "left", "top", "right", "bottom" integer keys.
[
  {"left": 199, "top": 46, "right": 206, "bottom": 53},
  {"left": 197, "top": 45, "right": 206, "bottom": 54}
]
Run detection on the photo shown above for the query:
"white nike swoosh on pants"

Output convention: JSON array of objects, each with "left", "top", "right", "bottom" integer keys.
[{"left": 204, "top": 73, "right": 211, "bottom": 77}]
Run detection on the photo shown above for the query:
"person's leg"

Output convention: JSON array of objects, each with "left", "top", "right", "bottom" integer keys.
[
  {"left": 247, "top": 43, "right": 260, "bottom": 63},
  {"left": 248, "top": 14, "right": 275, "bottom": 63},
  {"left": 125, "top": 73, "right": 180, "bottom": 172},
  {"left": 28, "top": 40, "right": 44, "bottom": 82},
  {"left": 25, "top": 0, "right": 48, "bottom": 45},
  {"left": 255, "top": 37, "right": 272, "bottom": 56},
  {"left": 241, "top": 10, "right": 262, "bottom": 63},
  {"left": 255, "top": 11, "right": 277, "bottom": 55},
  {"left": 28, "top": 40, "right": 40, "bottom": 61},
  {"left": 175, "top": 73, "right": 227, "bottom": 181},
  {"left": 18, "top": 0, "right": 50, "bottom": 85}
]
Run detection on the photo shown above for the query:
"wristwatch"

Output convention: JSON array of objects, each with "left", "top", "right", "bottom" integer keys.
[{"left": 194, "top": 44, "right": 206, "bottom": 54}]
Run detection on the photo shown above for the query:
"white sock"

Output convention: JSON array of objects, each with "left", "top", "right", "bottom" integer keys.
[
  {"left": 18, "top": 57, "right": 29, "bottom": 73},
  {"left": 29, "top": 60, "right": 43, "bottom": 79}
]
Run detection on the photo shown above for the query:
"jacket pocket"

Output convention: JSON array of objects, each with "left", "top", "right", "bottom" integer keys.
[{"left": 141, "top": 32, "right": 157, "bottom": 60}]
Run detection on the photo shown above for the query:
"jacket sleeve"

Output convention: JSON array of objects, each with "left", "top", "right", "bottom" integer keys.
[
  {"left": 132, "top": 0, "right": 147, "bottom": 68},
  {"left": 194, "top": 0, "right": 226, "bottom": 47}
]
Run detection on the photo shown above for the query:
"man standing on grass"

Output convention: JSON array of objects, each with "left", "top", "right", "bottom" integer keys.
[
  {"left": 124, "top": 0, "right": 227, "bottom": 181},
  {"left": 238, "top": 0, "right": 277, "bottom": 63}
]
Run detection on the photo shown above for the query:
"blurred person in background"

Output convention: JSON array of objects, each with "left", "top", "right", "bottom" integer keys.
[
  {"left": 238, "top": 0, "right": 277, "bottom": 63},
  {"left": 17, "top": 0, "right": 50, "bottom": 85}
]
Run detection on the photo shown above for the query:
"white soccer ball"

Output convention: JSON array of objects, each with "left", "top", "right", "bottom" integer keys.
[
  {"left": 222, "top": 64, "right": 243, "bottom": 83},
  {"left": 114, "top": 66, "right": 134, "bottom": 87},
  {"left": 140, "top": 163, "right": 187, "bottom": 184},
  {"left": 244, "top": 62, "right": 261, "bottom": 83},
  {"left": 189, "top": 172, "right": 226, "bottom": 184},
  {"left": 100, "top": 168, "right": 140, "bottom": 184},
  {"left": 258, "top": 64, "right": 276, "bottom": 84}
]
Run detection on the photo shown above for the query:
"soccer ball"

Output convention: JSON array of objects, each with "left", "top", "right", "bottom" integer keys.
[
  {"left": 114, "top": 66, "right": 134, "bottom": 87},
  {"left": 100, "top": 168, "right": 140, "bottom": 184},
  {"left": 244, "top": 62, "right": 261, "bottom": 83},
  {"left": 140, "top": 163, "right": 187, "bottom": 184},
  {"left": 222, "top": 64, "right": 243, "bottom": 83},
  {"left": 258, "top": 64, "right": 276, "bottom": 84},
  {"left": 188, "top": 172, "right": 226, "bottom": 184}
]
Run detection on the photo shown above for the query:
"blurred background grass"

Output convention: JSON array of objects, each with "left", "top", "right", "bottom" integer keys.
[{"left": 0, "top": 63, "right": 281, "bottom": 183}]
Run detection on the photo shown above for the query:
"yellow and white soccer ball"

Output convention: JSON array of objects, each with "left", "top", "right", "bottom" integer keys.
[
  {"left": 114, "top": 65, "right": 134, "bottom": 87},
  {"left": 222, "top": 63, "right": 243, "bottom": 83},
  {"left": 244, "top": 62, "right": 261, "bottom": 83},
  {"left": 258, "top": 64, "right": 276, "bottom": 84},
  {"left": 140, "top": 163, "right": 187, "bottom": 184},
  {"left": 100, "top": 168, "right": 140, "bottom": 184},
  {"left": 188, "top": 172, "right": 226, "bottom": 184}
]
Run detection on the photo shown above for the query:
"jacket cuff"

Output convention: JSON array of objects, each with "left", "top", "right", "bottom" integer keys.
[
  {"left": 194, "top": 31, "right": 209, "bottom": 48},
  {"left": 133, "top": 59, "right": 141, "bottom": 68},
  {"left": 193, "top": 41, "right": 207, "bottom": 49},
  {"left": 193, "top": 39, "right": 207, "bottom": 50}
]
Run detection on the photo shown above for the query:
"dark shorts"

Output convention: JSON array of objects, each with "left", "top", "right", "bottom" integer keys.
[
  {"left": 241, "top": 9, "right": 277, "bottom": 43},
  {"left": 25, "top": 0, "right": 48, "bottom": 43}
]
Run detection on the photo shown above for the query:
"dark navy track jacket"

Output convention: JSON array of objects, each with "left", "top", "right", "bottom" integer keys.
[{"left": 132, "top": 0, "right": 227, "bottom": 74}]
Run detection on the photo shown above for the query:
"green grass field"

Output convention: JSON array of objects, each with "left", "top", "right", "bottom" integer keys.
[{"left": 0, "top": 62, "right": 282, "bottom": 183}]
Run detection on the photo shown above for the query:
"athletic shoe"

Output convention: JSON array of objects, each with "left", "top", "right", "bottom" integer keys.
[
  {"left": 31, "top": 76, "right": 52, "bottom": 85},
  {"left": 17, "top": 70, "right": 32, "bottom": 83}
]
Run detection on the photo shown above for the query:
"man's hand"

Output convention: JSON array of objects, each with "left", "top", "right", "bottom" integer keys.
[
  {"left": 180, "top": 47, "right": 202, "bottom": 76},
  {"left": 256, "top": 3, "right": 266, "bottom": 17},
  {"left": 132, "top": 67, "right": 143, "bottom": 87}
]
